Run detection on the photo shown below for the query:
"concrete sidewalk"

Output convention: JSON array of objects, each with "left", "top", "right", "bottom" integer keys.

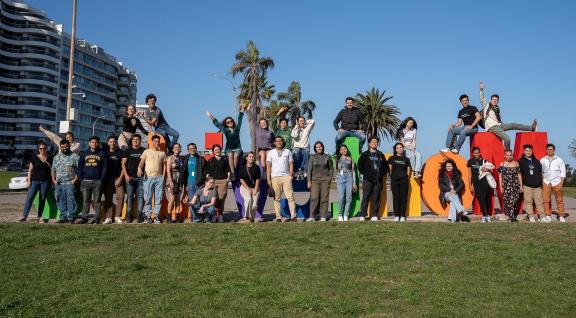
[{"left": 1, "top": 189, "right": 574, "bottom": 223}]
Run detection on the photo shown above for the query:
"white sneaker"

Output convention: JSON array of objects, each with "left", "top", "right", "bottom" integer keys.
[
  {"left": 343, "top": 216, "right": 349, "bottom": 222},
  {"left": 528, "top": 216, "right": 536, "bottom": 223},
  {"left": 305, "top": 218, "right": 315, "bottom": 222},
  {"left": 217, "top": 215, "right": 224, "bottom": 223},
  {"left": 486, "top": 216, "right": 492, "bottom": 223},
  {"left": 115, "top": 217, "right": 123, "bottom": 224},
  {"left": 320, "top": 217, "right": 327, "bottom": 222},
  {"left": 103, "top": 218, "right": 113, "bottom": 224},
  {"left": 440, "top": 148, "right": 451, "bottom": 153},
  {"left": 559, "top": 216, "right": 566, "bottom": 223},
  {"left": 154, "top": 219, "right": 160, "bottom": 224},
  {"left": 358, "top": 216, "right": 366, "bottom": 221},
  {"left": 451, "top": 149, "right": 459, "bottom": 154},
  {"left": 541, "top": 216, "right": 552, "bottom": 223},
  {"left": 393, "top": 216, "right": 400, "bottom": 222},
  {"left": 481, "top": 217, "right": 487, "bottom": 223},
  {"left": 370, "top": 216, "right": 378, "bottom": 222},
  {"left": 337, "top": 216, "right": 344, "bottom": 222},
  {"left": 399, "top": 217, "right": 406, "bottom": 222}
]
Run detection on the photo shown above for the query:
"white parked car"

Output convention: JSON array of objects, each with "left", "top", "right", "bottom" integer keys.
[{"left": 8, "top": 173, "right": 28, "bottom": 190}]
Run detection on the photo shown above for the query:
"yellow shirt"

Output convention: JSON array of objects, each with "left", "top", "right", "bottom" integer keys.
[{"left": 140, "top": 149, "right": 166, "bottom": 177}]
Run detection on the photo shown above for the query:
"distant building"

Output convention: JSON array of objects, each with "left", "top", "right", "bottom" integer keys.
[{"left": 0, "top": 0, "right": 136, "bottom": 160}]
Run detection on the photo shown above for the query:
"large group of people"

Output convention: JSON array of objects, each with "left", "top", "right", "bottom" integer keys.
[{"left": 20, "top": 83, "right": 568, "bottom": 224}]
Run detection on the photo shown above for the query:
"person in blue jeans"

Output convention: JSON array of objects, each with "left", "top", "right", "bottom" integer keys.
[
  {"left": 439, "top": 159, "right": 469, "bottom": 222},
  {"left": 335, "top": 145, "right": 357, "bottom": 221},
  {"left": 441, "top": 94, "right": 481, "bottom": 154},
  {"left": 138, "top": 135, "right": 167, "bottom": 224},
  {"left": 19, "top": 141, "right": 53, "bottom": 223},
  {"left": 333, "top": 97, "right": 367, "bottom": 153},
  {"left": 143, "top": 93, "right": 179, "bottom": 152},
  {"left": 51, "top": 139, "right": 79, "bottom": 223},
  {"left": 189, "top": 177, "right": 217, "bottom": 223},
  {"left": 121, "top": 134, "right": 145, "bottom": 223}
]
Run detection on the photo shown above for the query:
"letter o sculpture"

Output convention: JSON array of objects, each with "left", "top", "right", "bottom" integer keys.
[{"left": 421, "top": 152, "right": 473, "bottom": 216}]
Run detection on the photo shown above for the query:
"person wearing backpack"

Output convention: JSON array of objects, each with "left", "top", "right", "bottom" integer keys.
[
  {"left": 479, "top": 82, "right": 537, "bottom": 150},
  {"left": 440, "top": 94, "right": 481, "bottom": 154}
]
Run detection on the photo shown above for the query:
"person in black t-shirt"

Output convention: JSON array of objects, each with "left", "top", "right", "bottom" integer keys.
[
  {"left": 19, "top": 141, "right": 53, "bottom": 223},
  {"left": 517, "top": 144, "right": 545, "bottom": 222},
  {"left": 102, "top": 136, "right": 125, "bottom": 224},
  {"left": 238, "top": 152, "right": 261, "bottom": 223},
  {"left": 206, "top": 144, "right": 231, "bottom": 222},
  {"left": 388, "top": 143, "right": 412, "bottom": 222},
  {"left": 358, "top": 136, "right": 389, "bottom": 221},
  {"left": 467, "top": 147, "right": 493, "bottom": 222},
  {"left": 121, "top": 134, "right": 146, "bottom": 223},
  {"left": 441, "top": 94, "right": 481, "bottom": 154}
]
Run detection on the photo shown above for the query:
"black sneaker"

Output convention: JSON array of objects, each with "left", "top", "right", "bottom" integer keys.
[
  {"left": 57, "top": 219, "right": 67, "bottom": 224},
  {"left": 18, "top": 217, "right": 26, "bottom": 222},
  {"left": 79, "top": 218, "right": 88, "bottom": 224},
  {"left": 166, "top": 217, "right": 172, "bottom": 224},
  {"left": 42, "top": 219, "right": 49, "bottom": 224},
  {"left": 146, "top": 217, "right": 152, "bottom": 224},
  {"left": 126, "top": 218, "right": 132, "bottom": 224},
  {"left": 93, "top": 219, "right": 101, "bottom": 224},
  {"left": 68, "top": 219, "right": 75, "bottom": 224}
]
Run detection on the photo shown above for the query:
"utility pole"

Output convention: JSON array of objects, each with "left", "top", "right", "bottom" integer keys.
[{"left": 65, "top": 0, "right": 77, "bottom": 121}]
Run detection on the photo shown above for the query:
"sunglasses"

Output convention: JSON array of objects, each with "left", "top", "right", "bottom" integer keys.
[{"left": 38, "top": 147, "right": 47, "bottom": 150}]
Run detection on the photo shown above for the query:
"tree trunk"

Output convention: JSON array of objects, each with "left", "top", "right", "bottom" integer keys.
[{"left": 247, "top": 108, "right": 257, "bottom": 153}]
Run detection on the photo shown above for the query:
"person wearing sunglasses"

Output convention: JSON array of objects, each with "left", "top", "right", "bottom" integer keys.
[
  {"left": 19, "top": 141, "right": 53, "bottom": 223},
  {"left": 206, "top": 104, "right": 245, "bottom": 180}
]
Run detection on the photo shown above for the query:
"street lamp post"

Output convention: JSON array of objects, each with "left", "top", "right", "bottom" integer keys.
[
  {"left": 212, "top": 74, "right": 238, "bottom": 113},
  {"left": 65, "top": 0, "right": 78, "bottom": 121},
  {"left": 92, "top": 114, "right": 107, "bottom": 136}
]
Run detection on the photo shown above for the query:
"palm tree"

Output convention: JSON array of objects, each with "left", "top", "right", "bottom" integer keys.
[
  {"left": 354, "top": 87, "right": 401, "bottom": 141},
  {"left": 570, "top": 139, "right": 576, "bottom": 159},
  {"left": 230, "top": 41, "right": 275, "bottom": 151},
  {"left": 276, "top": 81, "right": 316, "bottom": 125}
]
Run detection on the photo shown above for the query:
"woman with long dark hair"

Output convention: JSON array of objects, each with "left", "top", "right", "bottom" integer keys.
[
  {"left": 19, "top": 141, "right": 52, "bottom": 223},
  {"left": 396, "top": 117, "right": 422, "bottom": 178},
  {"left": 439, "top": 159, "right": 469, "bottom": 222},
  {"left": 238, "top": 151, "right": 261, "bottom": 223},
  {"left": 206, "top": 106, "right": 244, "bottom": 179},
  {"left": 307, "top": 141, "right": 333, "bottom": 222},
  {"left": 468, "top": 147, "right": 495, "bottom": 223},
  {"left": 498, "top": 150, "right": 522, "bottom": 222},
  {"left": 166, "top": 143, "right": 185, "bottom": 223},
  {"left": 335, "top": 144, "right": 356, "bottom": 221},
  {"left": 388, "top": 143, "right": 412, "bottom": 222}
]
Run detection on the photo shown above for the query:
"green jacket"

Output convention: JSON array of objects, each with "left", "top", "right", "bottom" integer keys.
[{"left": 271, "top": 115, "right": 292, "bottom": 149}]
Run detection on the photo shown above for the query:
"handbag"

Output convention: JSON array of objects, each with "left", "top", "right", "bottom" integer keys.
[
  {"left": 486, "top": 174, "right": 497, "bottom": 189},
  {"left": 267, "top": 186, "right": 275, "bottom": 198}
]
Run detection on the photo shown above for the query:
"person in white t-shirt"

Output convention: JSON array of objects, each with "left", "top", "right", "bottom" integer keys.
[
  {"left": 266, "top": 136, "right": 297, "bottom": 222},
  {"left": 540, "top": 143, "right": 567, "bottom": 223}
]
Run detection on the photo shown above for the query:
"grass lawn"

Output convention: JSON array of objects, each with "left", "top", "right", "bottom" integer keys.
[
  {"left": 563, "top": 186, "right": 576, "bottom": 199},
  {"left": 0, "top": 172, "right": 20, "bottom": 191},
  {"left": 1, "top": 223, "right": 575, "bottom": 317}
]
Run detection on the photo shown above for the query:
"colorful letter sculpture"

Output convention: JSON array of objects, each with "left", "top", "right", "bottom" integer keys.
[
  {"left": 280, "top": 179, "right": 310, "bottom": 219},
  {"left": 330, "top": 137, "right": 361, "bottom": 218},
  {"left": 34, "top": 187, "right": 83, "bottom": 220},
  {"left": 421, "top": 152, "right": 473, "bottom": 216}
]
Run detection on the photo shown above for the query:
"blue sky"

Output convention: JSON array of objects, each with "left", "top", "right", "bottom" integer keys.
[{"left": 29, "top": 0, "right": 576, "bottom": 166}]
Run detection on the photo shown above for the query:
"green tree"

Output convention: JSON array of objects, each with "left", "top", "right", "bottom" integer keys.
[
  {"left": 276, "top": 81, "right": 316, "bottom": 125},
  {"left": 230, "top": 40, "right": 275, "bottom": 151},
  {"left": 569, "top": 138, "right": 576, "bottom": 159},
  {"left": 354, "top": 87, "right": 401, "bottom": 141}
]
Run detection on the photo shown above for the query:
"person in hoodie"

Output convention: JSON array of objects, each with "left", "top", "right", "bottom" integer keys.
[
  {"left": 291, "top": 116, "right": 315, "bottom": 179},
  {"left": 77, "top": 136, "right": 108, "bottom": 224},
  {"left": 333, "top": 97, "right": 367, "bottom": 152},
  {"left": 358, "top": 136, "right": 389, "bottom": 221}
]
